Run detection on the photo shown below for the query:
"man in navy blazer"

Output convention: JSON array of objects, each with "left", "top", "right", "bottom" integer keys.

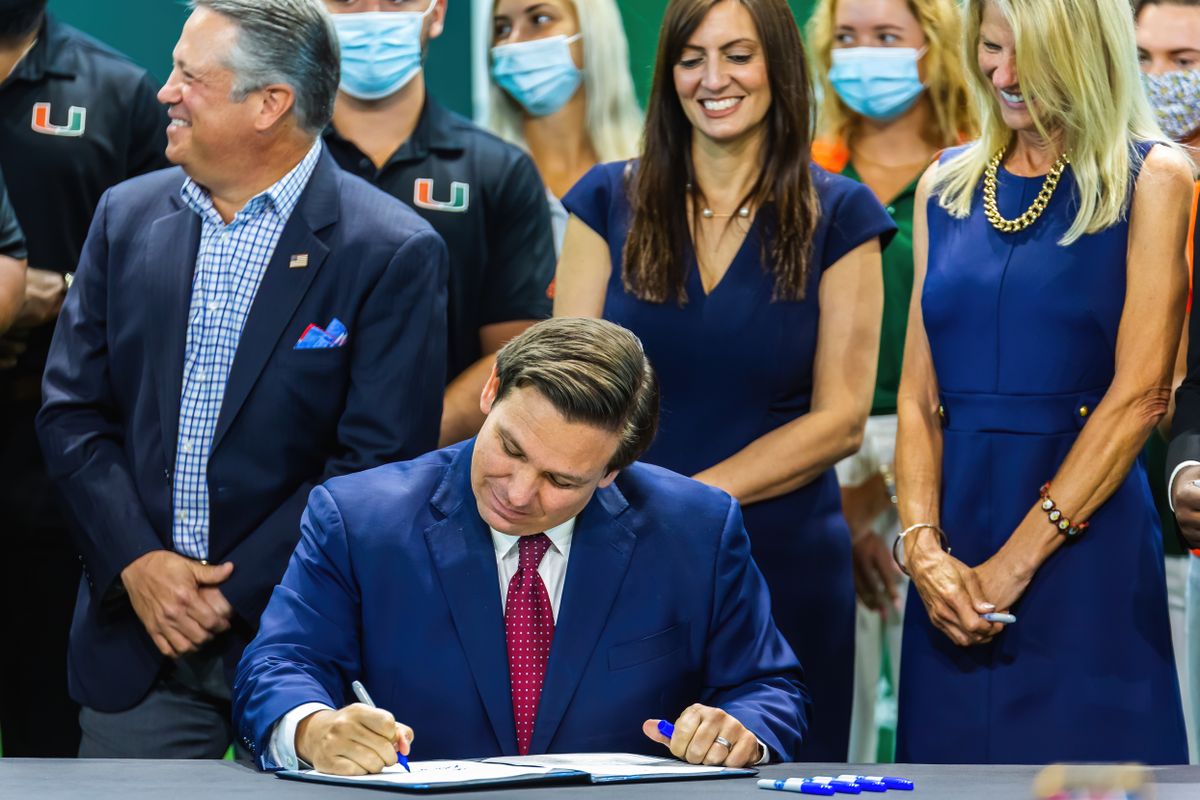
[
  {"left": 36, "top": 0, "right": 446, "bottom": 758},
  {"left": 234, "top": 318, "right": 808, "bottom": 773}
]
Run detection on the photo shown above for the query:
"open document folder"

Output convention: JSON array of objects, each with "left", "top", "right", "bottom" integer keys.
[{"left": 276, "top": 752, "right": 758, "bottom": 792}]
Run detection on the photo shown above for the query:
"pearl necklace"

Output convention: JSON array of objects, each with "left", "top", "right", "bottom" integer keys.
[
  {"left": 687, "top": 184, "right": 751, "bottom": 220},
  {"left": 701, "top": 206, "right": 751, "bottom": 220}
]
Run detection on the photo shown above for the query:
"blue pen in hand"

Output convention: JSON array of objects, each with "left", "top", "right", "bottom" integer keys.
[
  {"left": 982, "top": 612, "right": 1017, "bottom": 624},
  {"left": 350, "top": 680, "right": 410, "bottom": 772}
]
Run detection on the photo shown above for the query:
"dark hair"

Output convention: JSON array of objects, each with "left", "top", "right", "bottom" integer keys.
[
  {"left": 1135, "top": 0, "right": 1200, "bottom": 15},
  {"left": 622, "top": 0, "right": 820, "bottom": 304},
  {"left": 494, "top": 318, "right": 660, "bottom": 472},
  {"left": 0, "top": 0, "right": 46, "bottom": 44},
  {"left": 190, "top": 0, "right": 340, "bottom": 135}
]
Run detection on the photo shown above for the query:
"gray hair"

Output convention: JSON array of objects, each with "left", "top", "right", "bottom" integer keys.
[
  {"left": 494, "top": 318, "right": 659, "bottom": 473},
  {"left": 190, "top": 0, "right": 340, "bottom": 135}
]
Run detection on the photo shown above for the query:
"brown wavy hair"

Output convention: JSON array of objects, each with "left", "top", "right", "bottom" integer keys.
[{"left": 622, "top": 0, "right": 820, "bottom": 303}]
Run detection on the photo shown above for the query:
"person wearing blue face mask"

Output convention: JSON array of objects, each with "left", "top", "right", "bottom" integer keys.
[
  {"left": 808, "top": 0, "right": 977, "bottom": 763},
  {"left": 322, "top": 0, "right": 557, "bottom": 448},
  {"left": 487, "top": 0, "right": 642, "bottom": 255}
]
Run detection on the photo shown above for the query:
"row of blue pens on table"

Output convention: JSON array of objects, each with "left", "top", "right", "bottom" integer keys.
[{"left": 758, "top": 776, "right": 915, "bottom": 796}]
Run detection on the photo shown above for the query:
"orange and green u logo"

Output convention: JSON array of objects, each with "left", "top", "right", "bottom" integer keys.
[
  {"left": 31, "top": 102, "right": 87, "bottom": 137},
  {"left": 413, "top": 178, "right": 470, "bottom": 213}
]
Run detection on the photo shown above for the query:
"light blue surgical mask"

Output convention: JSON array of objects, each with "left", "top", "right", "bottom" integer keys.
[
  {"left": 828, "top": 46, "right": 926, "bottom": 121},
  {"left": 491, "top": 34, "right": 583, "bottom": 117},
  {"left": 332, "top": 2, "right": 436, "bottom": 101}
]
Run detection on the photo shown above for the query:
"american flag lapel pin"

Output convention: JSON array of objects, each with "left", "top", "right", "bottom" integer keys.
[{"left": 289, "top": 253, "right": 309, "bottom": 269}]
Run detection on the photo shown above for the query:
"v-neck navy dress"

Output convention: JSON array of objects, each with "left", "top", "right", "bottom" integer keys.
[
  {"left": 563, "top": 161, "right": 895, "bottom": 760},
  {"left": 895, "top": 143, "right": 1188, "bottom": 764}
]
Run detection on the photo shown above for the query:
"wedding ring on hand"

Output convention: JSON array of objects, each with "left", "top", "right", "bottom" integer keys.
[{"left": 714, "top": 736, "right": 733, "bottom": 750}]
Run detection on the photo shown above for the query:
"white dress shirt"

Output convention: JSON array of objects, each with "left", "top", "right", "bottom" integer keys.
[{"left": 267, "top": 519, "right": 576, "bottom": 769}]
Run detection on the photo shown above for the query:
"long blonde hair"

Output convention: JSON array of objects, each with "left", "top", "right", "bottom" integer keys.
[
  {"left": 935, "top": 0, "right": 1167, "bottom": 245},
  {"left": 487, "top": 0, "right": 643, "bottom": 162},
  {"left": 808, "top": 0, "right": 977, "bottom": 148}
]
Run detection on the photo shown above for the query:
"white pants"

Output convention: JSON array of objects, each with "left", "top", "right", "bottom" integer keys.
[{"left": 836, "top": 414, "right": 906, "bottom": 763}]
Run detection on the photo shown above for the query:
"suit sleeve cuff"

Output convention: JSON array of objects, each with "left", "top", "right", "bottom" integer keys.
[
  {"left": 267, "top": 702, "right": 333, "bottom": 771},
  {"left": 755, "top": 738, "right": 769, "bottom": 765},
  {"left": 1169, "top": 461, "right": 1200, "bottom": 512}
]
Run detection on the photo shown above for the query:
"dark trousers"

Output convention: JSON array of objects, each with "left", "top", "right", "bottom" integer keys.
[
  {"left": 0, "top": 386, "right": 82, "bottom": 757},
  {"left": 0, "top": 527, "right": 81, "bottom": 757},
  {"left": 79, "top": 645, "right": 252, "bottom": 761}
]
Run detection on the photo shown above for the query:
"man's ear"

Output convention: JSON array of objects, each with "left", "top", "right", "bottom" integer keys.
[
  {"left": 255, "top": 84, "right": 297, "bottom": 133},
  {"left": 597, "top": 469, "right": 620, "bottom": 489},
  {"left": 426, "top": 0, "right": 448, "bottom": 42},
  {"left": 479, "top": 365, "right": 500, "bottom": 415}
]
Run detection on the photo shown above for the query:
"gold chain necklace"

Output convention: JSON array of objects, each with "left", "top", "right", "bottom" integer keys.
[{"left": 982, "top": 149, "right": 1070, "bottom": 233}]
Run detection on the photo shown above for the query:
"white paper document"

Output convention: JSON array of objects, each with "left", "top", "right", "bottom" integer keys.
[
  {"left": 484, "top": 752, "right": 729, "bottom": 778},
  {"left": 302, "top": 759, "right": 559, "bottom": 785}
]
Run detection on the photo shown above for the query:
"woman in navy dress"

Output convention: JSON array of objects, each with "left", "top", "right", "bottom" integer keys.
[
  {"left": 553, "top": 0, "right": 895, "bottom": 760},
  {"left": 894, "top": 0, "right": 1191, "bottom": 763}
]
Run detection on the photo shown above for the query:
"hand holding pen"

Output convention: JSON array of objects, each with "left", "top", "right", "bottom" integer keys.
[
  {"left": 293, "top": 680, "right": 414, "bottom": 776},
  {"left": 643, "top": 703, "right": 762, "bottom": 767},
  {"left": 351, "top": 680, "right": 412, "bottom": 772}
]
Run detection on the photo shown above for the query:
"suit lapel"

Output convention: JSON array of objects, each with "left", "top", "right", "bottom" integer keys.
[
  {"left": 424, "top": 443, "right": 518, "bottom": 754},
  {"left": 145, "top": 195, "right": 200, "bottom": 470},
  {"left": 531, "top": 483, "right": 636, "bottom": 754},
  {"left": 210, "top": 152, "right": 340, "bottom": 451}
]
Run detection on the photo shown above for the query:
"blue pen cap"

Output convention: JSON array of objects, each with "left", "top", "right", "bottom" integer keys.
[
  {"left": 870, "top": 776, "right": 914, "bottom": 791},
  {"left": 811, "top": 777, "right": 863, "bottom": 794},
  {"left": 657, "top": 720, "right": 675, "bottom": 739},
  {"left": 835, "top": 775, "right": 887, "bottom": 792},
  {"left": 757, "top": 779, "right": 836, "bottom": 796}
]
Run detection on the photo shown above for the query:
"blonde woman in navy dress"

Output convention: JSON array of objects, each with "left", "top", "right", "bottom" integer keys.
[
  {"left": 895, "top": 0, "right": 1192, "bottom": 763},
  {"left": 553, "top": 0, "right": 895, "bottom": 760}
]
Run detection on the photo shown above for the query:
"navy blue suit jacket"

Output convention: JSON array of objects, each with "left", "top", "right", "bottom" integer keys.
[
  {"left": 36, "top": 149, "right": 448, "bottom": 712},
  {"left": 233, "top": 440, "right": 809, "bottom": 766}
]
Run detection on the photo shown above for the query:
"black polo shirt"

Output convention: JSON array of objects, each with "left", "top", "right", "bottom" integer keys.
[
  {"left": 324, "top": 98, "right": 555, "bottom": 381},
  {"left": 0, "top": 168, "right": 24, "bottom": 260},
  {"left": 0, "top": 14, "right": 168, "bottom": 525},
  {"left": 1, "top": 15, "right": 167, "bottom": 282}
]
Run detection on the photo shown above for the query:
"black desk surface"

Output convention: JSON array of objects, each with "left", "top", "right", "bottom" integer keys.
[{"left": 1, "top": 760, "right": 1198, "bottom": 799}]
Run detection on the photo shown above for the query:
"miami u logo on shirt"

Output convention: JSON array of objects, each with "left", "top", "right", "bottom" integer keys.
[
  {"left": 413, "top": 178, "right": 470, "bottom": 213},
  {"left": 31, "top": 102, "right": 87, "bottom": 137}
]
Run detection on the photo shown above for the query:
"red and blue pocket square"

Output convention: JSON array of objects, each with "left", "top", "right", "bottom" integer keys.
[{"left": 295, "top": 318, "right": 348, "bottom": 349}]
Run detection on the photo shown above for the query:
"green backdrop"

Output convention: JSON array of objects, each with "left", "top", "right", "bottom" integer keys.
[
  {"left": 48, "top": 0, "right": 818, "bottom": 118},
  {"left": 617, "top": 0, "right": 818, "bottom": 105},
  {"left": 48, "top": 0, "right": 476, "bottom": 114}
]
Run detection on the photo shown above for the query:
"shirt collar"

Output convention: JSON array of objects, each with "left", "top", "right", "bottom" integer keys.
[
  {"left": 180, "top": 138, "right": 324, "bottom": 227},
  {"left": 323, "top": 96, "right": 465, "bottom": 169},
  {"left": 490, "top": 516, "right": 576, "bottom": 561},
  {"left": 8, "top": 16, "right": 76, "bottom": 85},
  {"left": 841, "top": 157, "right": 920, "bottom": 204}
]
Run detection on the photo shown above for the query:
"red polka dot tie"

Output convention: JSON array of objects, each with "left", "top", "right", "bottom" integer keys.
[{"left": 505, "top": 533, "right": 555, "bottom": 756}]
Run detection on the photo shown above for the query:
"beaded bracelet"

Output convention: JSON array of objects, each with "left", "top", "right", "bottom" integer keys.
[
  {"left": 891, "top": 522, "right": 950, "bottom": 576},
  {"left": 1038, "top": 482, "right": 1089, "bottom": 538}
]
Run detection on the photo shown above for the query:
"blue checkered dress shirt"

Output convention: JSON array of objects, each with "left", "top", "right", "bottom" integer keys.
[{"left": 172, "top": 140, "right": 323, "bottom": 560}]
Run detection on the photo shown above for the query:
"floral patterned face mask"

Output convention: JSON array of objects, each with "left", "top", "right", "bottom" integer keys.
[{"left": 1144, "top": 69, "right": 1200, "bottom": 142}]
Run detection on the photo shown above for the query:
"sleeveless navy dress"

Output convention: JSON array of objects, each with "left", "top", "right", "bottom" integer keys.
[
  {"left": 564, "top": 161, "right": 895, "bottom": 760},
  {"left": 896, "top": 143, "right": 1188, "bottom": 764}
]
